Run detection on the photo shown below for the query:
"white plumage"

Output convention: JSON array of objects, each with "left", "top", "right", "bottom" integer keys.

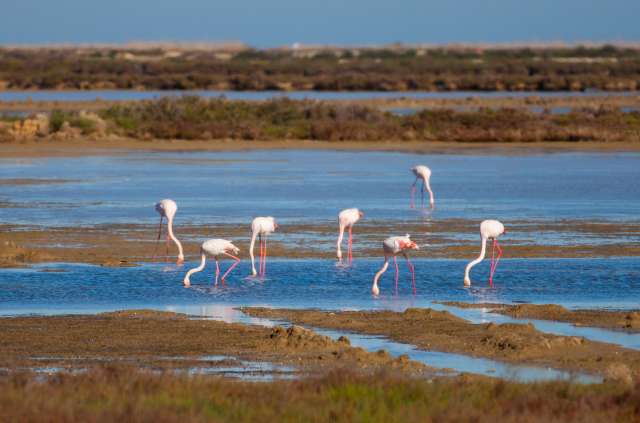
[
  {"left": 337, "top": 208, "right": 363, "bottom": 261},
  {"left": 372, "top": 234, "right": 420, "bottom": 295},
  {"left": 250, "top": 216, "right": 278, "bottom": 276},
  {"left": 183, "top": 239, "right": 240, "bottom": 286},
  {"left": 409, "top": 165, "right": 434, "bottom": 209},
  {"left": 463, "top": 220, "right": 506, "bottom": 286}
]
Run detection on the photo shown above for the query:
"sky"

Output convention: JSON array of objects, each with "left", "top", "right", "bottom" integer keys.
[{"left": 1, "top": 0, "right": 639, "bottom": 48}]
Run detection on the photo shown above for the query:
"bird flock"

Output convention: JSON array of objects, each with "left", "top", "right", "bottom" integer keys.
[{"left": 153, "top": 166, "right": 506, "bottom": 295}]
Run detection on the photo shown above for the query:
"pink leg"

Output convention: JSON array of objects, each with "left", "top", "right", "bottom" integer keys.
[
  {"left": 394, "top": 254, "right": 399, "bottom": 295},
  {"left": 421, "top": 179, "right": 425, "bottom": 209},
  {"left": 411, "top": 178, "right": 418, "bottom": 209},
  {"left": 259, "top": 234, "right": 263, "bottom": 276},
  {"left": 490, "top": 239, "right": 496, "bottom": 279},
  {"left": 347, "top": 226, "right": 352, "bottom": 262},
  {"left": 264, "top": 234, "right": 268, "bottom": 275},
  {"left": 152, "top": 216, "right": 163, "bottom": 264},
  {"left": 166, "top": 234, "right": 170, "bottom": 265},
  {"left": 221, "top": 252, "right": 241, "bottom": 284},
  {"left": 490, "top": 240, "right": 502, "bottom": 284},
  {"left": 215, "top": 256, "right": 219, "bottom": 286},
  {"left": 403, "top": 253, "right": 416, "bottom": 295}
]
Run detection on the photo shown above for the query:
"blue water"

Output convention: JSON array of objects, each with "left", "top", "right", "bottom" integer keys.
[
  {"left": 0, "top": 90, "right": 638, "bottom": 102},
  {"left": 1, "top": 150, "right": 639, "bottom": 227}
]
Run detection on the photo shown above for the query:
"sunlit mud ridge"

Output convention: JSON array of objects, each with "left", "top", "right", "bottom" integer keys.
[
  {"left": 240, "top": 307, "right": 640, "bottom": 378},
  {"left": 0, "top": 310, "right": 431, "bottom": 377},
  {"left": 1, "top": 217, "right": 639, "bottom": 268},
  {"left": 435, "top": 302, "right": 640, "bottom": 334}
]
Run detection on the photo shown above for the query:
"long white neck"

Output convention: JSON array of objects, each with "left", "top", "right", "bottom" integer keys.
[
  {"left": 372, "top": 252, "right": 389, "bottom": 294},
  {"left": 249, "top": 230, "right": 258, "bottom": 275},
  {"left": 167, "top": 217, "right": 184, "bottom": 261},
  {"left": 425, "top": 177, "right": 434, "bottom": 206},
  {"left": 464, "top": 237, "right": 487, "bottom": 285},
  {"left": 184, "top": 251, "right": 206, "bottom": 286},
  {"left": 337, "top": 223, "right": 345, "bottom": 259}
]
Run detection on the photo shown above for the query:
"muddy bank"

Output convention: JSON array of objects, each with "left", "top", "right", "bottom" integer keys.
[
  {"left": 434, "top": 301, "right": 640, "bottom": 334},
  {"left": 0, "top": 216, "right": 638, "bottom": 268},
  {"left": 240, "top": 307, "right": 640, "bottom": 378},
  {"left": 0, "top": 310, "right": 431, "bottom": 377}
]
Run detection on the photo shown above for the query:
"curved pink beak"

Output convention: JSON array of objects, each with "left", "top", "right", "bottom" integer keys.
[
  {"left": 273, "top": 222, "right": 278, "bottom": 228},
  {"left": 503, "top": 229, "right": 506, "bottom": 235},
  {"left": 358, "top": 212, "right": 363, "bottom": 217}
]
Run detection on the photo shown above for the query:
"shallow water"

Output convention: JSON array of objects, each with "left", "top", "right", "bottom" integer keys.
[
  {"left": 1, "top": 90, "right": 637, "bottom": 102},
  {"left": 1, "top": 150, "right": 640, "bottom": 227}
]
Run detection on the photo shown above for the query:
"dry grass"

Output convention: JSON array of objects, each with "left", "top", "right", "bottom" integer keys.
[
  {"left": 1, "top": 367, "right": 639, "bottom": 422},
  {"left": 89, "top": 95, "right": 640, "bottom": 142}
]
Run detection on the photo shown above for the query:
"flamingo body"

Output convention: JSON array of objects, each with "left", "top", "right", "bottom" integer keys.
[
  {"left": 337, "top": 208, "right": 363, "bottom": 262},
  {"left": 463, "top": 220, "right": 506, "bottom": 286},
  {"left": 410, "top": 165, "right": 434, "bottom": 209},
  {"left": 153, "top": 199, "right": 184, "bottom": 265},
  {"left": 183, "top": 239, "right": 240, "bottom": 286},
  {"left": 250, "top": 216, "right": 277, "bottom": 276},
  {"left": 372, "top": 234, "right": 419, "bottom": 295}
]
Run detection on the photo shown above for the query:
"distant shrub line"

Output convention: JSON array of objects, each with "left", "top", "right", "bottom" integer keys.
[
  {"left": 1, "top": 46, "right": 640, "bottom": 92},
  {"left": 95, "top": 95, "right": 640, "bottom": 142}
]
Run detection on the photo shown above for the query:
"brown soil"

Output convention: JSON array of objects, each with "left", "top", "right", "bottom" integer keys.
[
  {"left": 0, "top": 310, "right": 431, "bottom": 377},
  {"left": 1, "top": 215, "right": 638, "bottom": 269},
  {"left": 240, "top": 307, "right": 640, "bottom": 378},
  {"left": 493, "top": 304, "right": 640, "bottom": 334},
  {"left": 433, "top": 301, "right": 509, "bottom": 309}
]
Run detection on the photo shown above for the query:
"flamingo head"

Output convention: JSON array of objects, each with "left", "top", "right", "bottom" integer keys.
[
  {"left": 372, "top": 284, "right": 379, "bottom": 295},
  {"left": 399, "top": 240, "right": 419, "bottom": 250},
  {"left": 227, "top": 244, "right": 240, "bottom": 254},
  {"left": 409, "top": 167, "right": 415, "bottom": 171},
  {"left": 503, "top": 228, "right": 507, "bottom": 235},
  {"left": 177, "top": 255, "right": 184, "bottom": 265},
  {"left": 273, "top": 221, "right": 278, "bottom": 228},
  {"left": 358, "top": 211, "right": 363, "bottom": 217}
]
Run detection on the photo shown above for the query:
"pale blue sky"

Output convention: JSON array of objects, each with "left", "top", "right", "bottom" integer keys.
[{"left": 1, "top": 0, "right": 638, "bottom": 48}]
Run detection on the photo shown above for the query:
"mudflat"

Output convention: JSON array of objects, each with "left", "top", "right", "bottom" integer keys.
[
  {"left": 0, "top": 310, "right": 430, "bottom": 377},
  {"left": 241, "top": 307, "right": 640, "bottom": 378}
]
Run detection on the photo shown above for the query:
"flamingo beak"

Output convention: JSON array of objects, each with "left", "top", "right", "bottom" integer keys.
[
  {"left": 412, "top": 242, "right": 419, "bottom": 250},
  {"left": 358, "top": 212, "right": 363, "bottom": 217},
  {"left": 274, "top": 222, "right": 278, "bottom": 228},
  {"left": 409, "top": 167, "right": 415, "bottom": 171},
  {"left": 176, "top": 259, "right": 183, "bottom": 265},
  {"left": 503, "top": 229, "right": 506, "bottom": 235}
]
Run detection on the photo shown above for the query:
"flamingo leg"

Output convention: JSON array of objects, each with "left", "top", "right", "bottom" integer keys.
[
  {"left": 403, "top": 253, "right": 416, "bottom": 295},
  {"left": 152, "top": 216, "right": 163, "bottom": 264},
  {"left": 347, "top": 226, "right": 352, "bottom": 262},
  {"left": 411, "top": 178, "right": 418, "bottom": 209},
  {"left": 259, "top": 234, "right": 263, "bottom": 276},
  {"left": 215, "top": 256, "right": 219, "bottom": 286},
  {"left": 221, "top": 252, "right": 240, "bottom": 284},
  {"left": 264, "top": 234, "right": 268, "bottom": 275},
  {"left": 394, "top": 254, "right": 399, "bottom": 295},
  {"left": 490, "top": 239, "right": 496, "bottom": 280},
  {"left": 490, "top": 240, "right": 502, "bottom": 284},
  {"left": 166, "top": 233, "right": 170, "bottom": 265},
  {"left": 421, "top": 179, "right": 425, "bottom": 209}
]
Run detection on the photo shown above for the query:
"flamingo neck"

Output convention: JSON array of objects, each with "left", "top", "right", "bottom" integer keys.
[
  {"left": 425, "top": 178, "right": 434, "bottom": 205},
  {"left": 184, "top": 252, "right": 206, "bottom": 285},
  {"left": 464, "top": 236, "right": 487, "bottom": 281},
  {"left": 373, "top": 252, "right": 389, "bottom": 293},
  {"left": 337, "top": 223, "right": 345, "bottom": 258},
  {"left": 167, "top": 217, "right": 183, "bottom": 259},
  {"left": 249, "top": 230, "right": 258, "bottom": 274}
]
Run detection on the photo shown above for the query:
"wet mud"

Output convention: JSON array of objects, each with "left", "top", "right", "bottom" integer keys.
[
  {"left": 1, "top": 216, "right": 638, "bottom": 267},
  {"left": 0, "top": 310, "right": 431, "bottom": 377},
  {"left": 240, "top": 307, "right": 640, "bottom": 378}
]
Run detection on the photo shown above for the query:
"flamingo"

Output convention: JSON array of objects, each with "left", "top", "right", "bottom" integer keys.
[
  {"left": 337, "top": 208, "right": 363, "bottom": 262},
  {"left": 463, "top": 220, "right": 506, "bottom": 286},
  {"left": 183, "top": 239, "right": 240, "bottom": 286},
  {"left": 372, "top": 234, "right": 419, "bottom": 295},
  {"left": 249, "top": 217, "right": 277, "bottom": 276},
  {"left": 152, "top": 199, "right": 184, "bottom": 265},
  {"left": 410, "top": 166, "right": 434, "bottom": 209}
]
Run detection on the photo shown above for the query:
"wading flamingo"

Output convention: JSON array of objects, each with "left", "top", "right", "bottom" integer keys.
[
  {"left": 463, "top": 220, "right": 506, "bottom": 286},
  {"left": 410, "top": 166, "right": 434, "bottom": 209},
  {"left": 183, "top": 239, "right": 240, "bottom": 286},
  {"left": 337, "top": 208, "right": 363, "bottom": 262},
  {"left": 249, "top": 217, "right": 277, "bottom": 276},
  {"left": 372, "top": 234, "right": 419, "bottom": 295},
  {"left": 152, "top": 199, "right": 184, "bottom": 265}
]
